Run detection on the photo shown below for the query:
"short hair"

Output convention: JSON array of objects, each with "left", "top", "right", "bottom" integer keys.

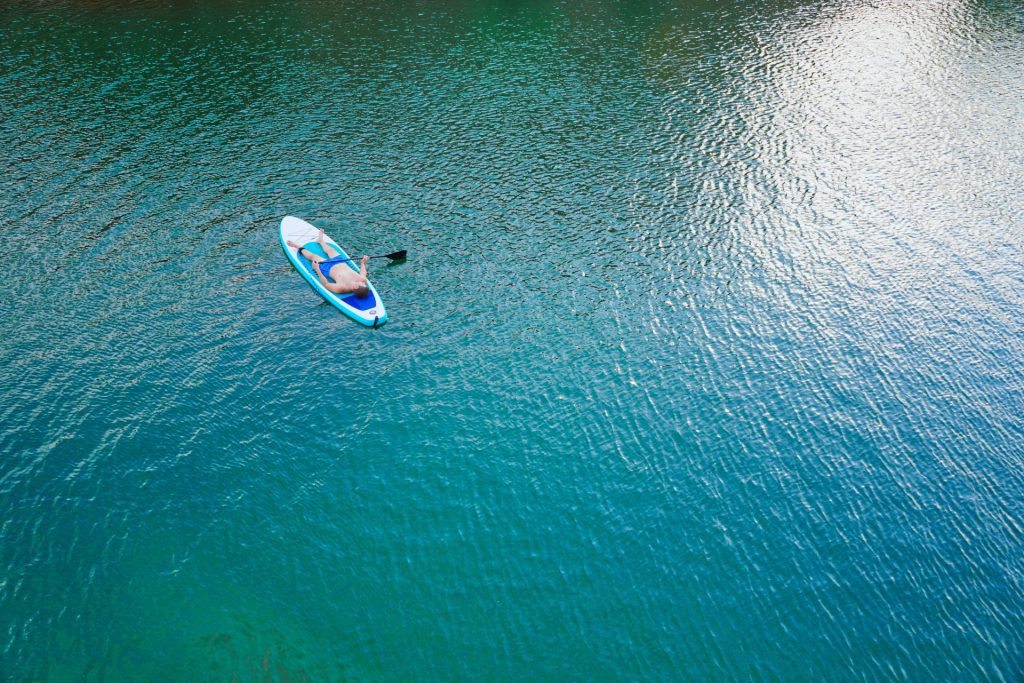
[{"left": 356, "top": 286, "right": 370, "bottom": 298}]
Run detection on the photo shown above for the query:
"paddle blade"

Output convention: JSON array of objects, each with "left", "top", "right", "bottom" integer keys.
[{"left": 385, "top": 249, "right": 407, "bottom": 261}]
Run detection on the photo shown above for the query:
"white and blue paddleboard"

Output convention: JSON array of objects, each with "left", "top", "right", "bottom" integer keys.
[{"left": 280, "top": 215, "right": 388, "bottom": 327}]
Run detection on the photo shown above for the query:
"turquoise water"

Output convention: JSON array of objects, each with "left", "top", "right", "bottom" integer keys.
[{"left": 3, "top": 0, "right": 1024, "bottom": 679}]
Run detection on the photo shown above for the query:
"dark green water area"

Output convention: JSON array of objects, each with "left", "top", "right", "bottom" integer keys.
[{"left": 2, "top": 0, "right": 1023, "bottom": 679}]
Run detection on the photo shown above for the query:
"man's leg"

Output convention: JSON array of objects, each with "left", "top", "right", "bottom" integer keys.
[
  {"left": 287, "top": 240, "right": 323, "bottom": 263},
  {"left": 317, "top": 228, "right": 341, "bottom": 259}
]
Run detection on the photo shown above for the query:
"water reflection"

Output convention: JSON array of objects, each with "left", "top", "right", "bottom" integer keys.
[{"left": 644, "top": 0, "right": 1024, "bottom": 305}]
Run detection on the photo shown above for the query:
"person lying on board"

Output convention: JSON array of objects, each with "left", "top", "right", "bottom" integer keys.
[{"left": 287, "top": 229, "right": 370, "bottom": 297}]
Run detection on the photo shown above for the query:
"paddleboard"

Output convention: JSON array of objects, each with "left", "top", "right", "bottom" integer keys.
[{"left": 279, "top": 216, "right": 388, "bottom": 327}]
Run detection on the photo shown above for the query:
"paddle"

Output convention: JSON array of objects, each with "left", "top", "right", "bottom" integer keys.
[
  {"left": 341, "top": 249, "right": 407, "bottom": 263},
  {"left": 302, "top": 249, "right": 407, "bottom": 264}
]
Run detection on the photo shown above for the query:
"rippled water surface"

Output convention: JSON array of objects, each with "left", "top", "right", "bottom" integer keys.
[{"left": 2, "top": 0, "right": 1024, "bottom": 679}]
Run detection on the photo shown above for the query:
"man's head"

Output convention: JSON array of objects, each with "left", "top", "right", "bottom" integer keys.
[{"left": 356, "top": 285, "right": 370, "bottom": 298}]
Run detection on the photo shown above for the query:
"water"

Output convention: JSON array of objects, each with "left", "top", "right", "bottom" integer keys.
[{"left": 2, "top": 0, "right": 1023, "bottom": 679}]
